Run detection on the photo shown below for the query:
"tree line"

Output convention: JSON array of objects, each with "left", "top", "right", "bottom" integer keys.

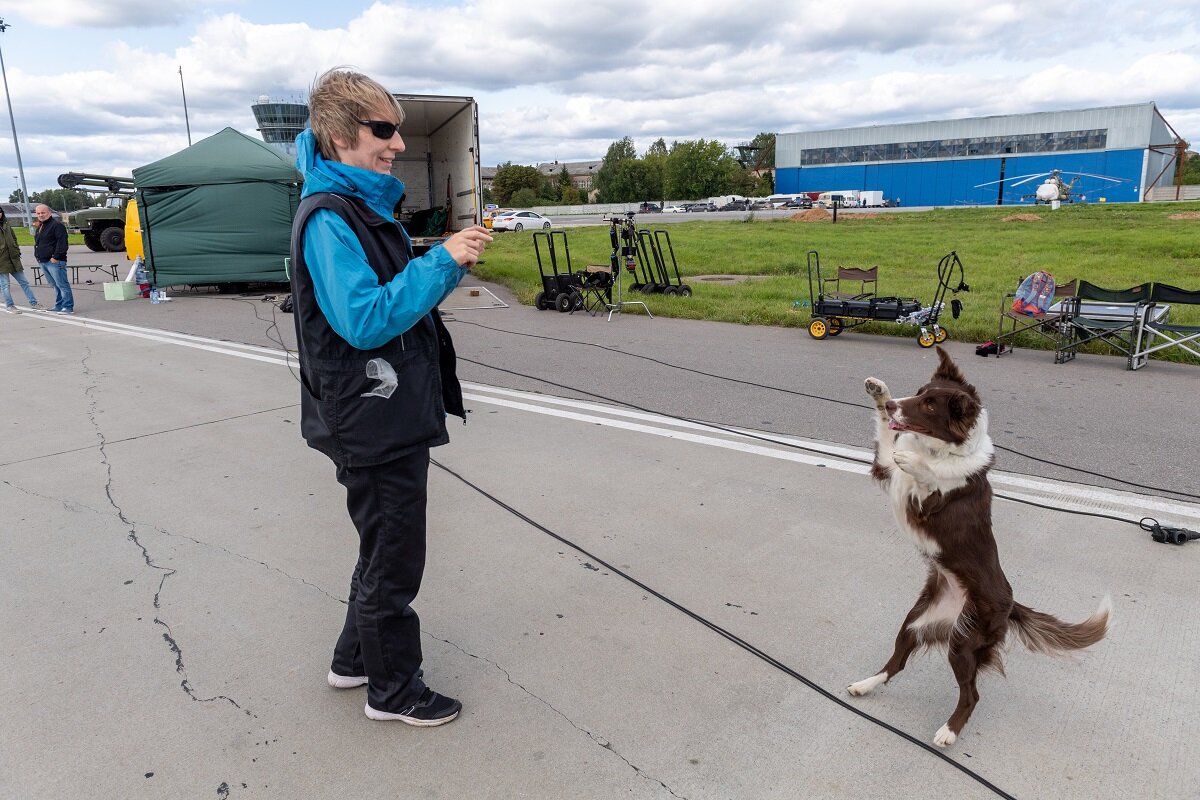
[
  {"left": 487, "top": 133, "right": 776, "bottom": 206},
  {"left": 6, "top": 188, "right": 101, "bottom": 211}
]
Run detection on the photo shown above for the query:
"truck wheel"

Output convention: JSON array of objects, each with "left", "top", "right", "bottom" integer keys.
[
  {"left": 100, "top": 226, "right": 124, "bottom": 252},
  {"left": 83, "top": 232, "right": 105, "bottom": 252}
]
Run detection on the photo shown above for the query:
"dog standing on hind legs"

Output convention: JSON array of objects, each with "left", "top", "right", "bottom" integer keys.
[{"left": 847, "top": 346, "right": 1110, "bottom": 747}]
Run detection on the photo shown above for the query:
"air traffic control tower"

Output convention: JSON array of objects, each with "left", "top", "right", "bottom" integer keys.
[{"left": 251, "top": 96, "right": 308, "bottom": 158}]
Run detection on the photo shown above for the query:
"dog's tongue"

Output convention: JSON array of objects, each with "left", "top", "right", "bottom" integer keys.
[{"left": 888, "top": 421, "right": 905, "bottom": 431}]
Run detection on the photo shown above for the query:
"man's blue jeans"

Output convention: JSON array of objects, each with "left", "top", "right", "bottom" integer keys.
[
  {"left": 1, "top": 270, "right": 39, "bottom": 307},
  {"left": 39, "top": 260, "right": 73, "bottom": 311}
]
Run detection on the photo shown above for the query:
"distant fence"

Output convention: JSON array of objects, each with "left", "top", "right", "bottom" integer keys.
[
  {"left": 1146, "top": 185, "right": 1200, "bottom": 202},
  {"left": 526, "top": 201, "right": 691, "bottom": 217}
]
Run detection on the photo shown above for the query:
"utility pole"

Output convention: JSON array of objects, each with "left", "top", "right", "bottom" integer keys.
[
  {"left": 179, "top": 65, "right": 192, "bottom": 146},
  {"left": 0, "top": 19, "right": 33, "bottom": 232}
]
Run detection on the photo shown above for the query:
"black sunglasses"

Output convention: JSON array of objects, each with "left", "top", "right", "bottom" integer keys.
[{"left": 357, "top": 119, "right": 403, "bottom": 140}]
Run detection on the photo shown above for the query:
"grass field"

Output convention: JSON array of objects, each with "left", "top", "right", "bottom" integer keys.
[
  {"left": 13, "top": 230, "right": 85, "bottom": 247},
  {"left": 472, "top": 202, "right": 1200, "bottom": 363}
]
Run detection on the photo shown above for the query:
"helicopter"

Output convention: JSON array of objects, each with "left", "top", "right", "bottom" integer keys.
[{"left": 974, "top": 169, "right": 1124, "bottom": 206}]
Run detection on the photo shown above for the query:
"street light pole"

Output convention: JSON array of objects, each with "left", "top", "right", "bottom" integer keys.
[
  {"left": 0, "top": 19, "right": 33, "bottom": 232},
  {"left": 178, "top": 65, "right": 192, "bottom": 146}
]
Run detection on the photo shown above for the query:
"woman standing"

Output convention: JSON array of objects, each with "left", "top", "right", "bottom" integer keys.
[{"left": 0, "top": 208, "right": 40, "bottom": 313}]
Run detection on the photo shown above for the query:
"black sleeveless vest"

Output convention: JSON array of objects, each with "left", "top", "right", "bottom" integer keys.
[{"left": 290, "top": 192, "right": 464, "bottom": 467}]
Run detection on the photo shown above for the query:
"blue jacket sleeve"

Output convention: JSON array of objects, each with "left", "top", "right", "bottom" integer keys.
[{"left": 303, "top": 209, "right": 468, "bottom": 350}]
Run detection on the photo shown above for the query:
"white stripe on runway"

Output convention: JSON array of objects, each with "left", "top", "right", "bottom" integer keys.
[{"left": 29, "top": 312, "right": 1199, "bottom": 523}]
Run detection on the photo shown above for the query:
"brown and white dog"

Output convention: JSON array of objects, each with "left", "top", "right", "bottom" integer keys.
[{"left": 848, "top": 346, "right": 1109, "bottom": 747}]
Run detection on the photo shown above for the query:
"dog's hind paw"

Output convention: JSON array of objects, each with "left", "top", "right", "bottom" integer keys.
[
  {"left": 847, "top": 672, "right": 888, "bottom": 696},
  {"left": 932, "top": 724, "right": 958, "bottom": 748}
]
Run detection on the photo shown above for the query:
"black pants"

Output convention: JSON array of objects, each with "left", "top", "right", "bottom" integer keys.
[{"left": 331, "top": 446, "right": 430, "bottom": 712}]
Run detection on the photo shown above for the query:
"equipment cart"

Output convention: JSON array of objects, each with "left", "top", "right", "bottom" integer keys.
[
  {"left": 804, "top": 250, "right": 968, "bottom": 348},
  {"left": 533, "top": 231, "right": 584, "bottom": 312}
]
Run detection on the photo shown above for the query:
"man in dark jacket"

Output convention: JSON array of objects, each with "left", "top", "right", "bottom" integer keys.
[
  {"left": 33, "top": 204, "right": 72, "bottom": 314},
  {"left": 290, "top": 68, "right": 492, "bottom": 727}
]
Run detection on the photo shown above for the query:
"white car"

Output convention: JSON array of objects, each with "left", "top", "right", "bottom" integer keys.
[
  {"left": 663, "top": 205, "right": 687, "bottom": 213},
  {"left": 491, "top": 210, "right": 552, "bottom": 232}
]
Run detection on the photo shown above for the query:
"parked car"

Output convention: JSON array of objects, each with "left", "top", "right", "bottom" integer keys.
[
  {"left": 638, "top": 202, "right": 662, "bottom": 213},
  {"left": 663, "top": 205, "right": 687, "bottom": 213},
  {"left": 749, "top": 199, "right": 774, "bottom": 210},
  {"left": 783, "top": 197, "right": 813, "bottom": 209},
  {"left": 686, "top": 202, "right": 716, "bottom": 212},
  {"left": 719, "top": 199, "right": 750, "bottom": 211},
  {"left": 490, "top": 210, "right": 552, "bottom": 232},
  {"left": 483, "top": 207, "right": 513, "bottom": 229}
]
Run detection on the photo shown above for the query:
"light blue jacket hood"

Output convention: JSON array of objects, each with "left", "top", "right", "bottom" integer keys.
[{"left": 295, "top": 128, "right": 405, "bottom": 220}]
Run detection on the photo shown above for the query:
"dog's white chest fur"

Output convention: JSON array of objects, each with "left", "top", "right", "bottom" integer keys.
[{"left": 880, "top": 414, "right": 993, "bottom": 557}]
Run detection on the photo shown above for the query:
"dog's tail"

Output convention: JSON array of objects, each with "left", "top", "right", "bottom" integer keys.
[{"left": 1008, "top": 595, "right": 1111, "bottom": 654}]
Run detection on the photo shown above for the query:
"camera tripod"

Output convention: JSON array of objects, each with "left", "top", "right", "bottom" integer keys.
[{"left": 603, "top": 213, "right": 652, "bottom": 321}]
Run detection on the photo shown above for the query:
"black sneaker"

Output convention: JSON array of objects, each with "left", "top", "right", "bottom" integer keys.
[{"left": 365, "top": 688, "right": 461, "bottom": 726}]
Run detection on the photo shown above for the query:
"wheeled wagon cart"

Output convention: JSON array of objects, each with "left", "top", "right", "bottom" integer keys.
[{"left": 804, "top": 250, "right": 968, "bottom": 348}]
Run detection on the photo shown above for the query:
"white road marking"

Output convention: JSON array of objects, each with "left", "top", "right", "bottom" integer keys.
[{"left": 28, "top": 312, "right": 1200, "bottom": 524}]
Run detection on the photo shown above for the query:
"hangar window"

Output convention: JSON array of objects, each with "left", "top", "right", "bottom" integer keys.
[{"left": 799, "top": 128, "right": 1108, "bottom": 166}]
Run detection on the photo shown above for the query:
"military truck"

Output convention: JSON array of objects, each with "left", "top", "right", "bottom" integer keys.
[{"left": 56, "top": 172, "right": 136, "bottom": 252}]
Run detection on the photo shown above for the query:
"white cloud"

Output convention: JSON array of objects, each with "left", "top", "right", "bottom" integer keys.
[
  {"left": 11, "top": 0, "right": 209, "bottom": 29},
  {"left": 0, "top": 1, "right": 1198, "bottom": 192}
]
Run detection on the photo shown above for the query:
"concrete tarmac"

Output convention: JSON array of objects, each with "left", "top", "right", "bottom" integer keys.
[{"left": 2, "top": 261, "right": 1198, "bottom": 799}]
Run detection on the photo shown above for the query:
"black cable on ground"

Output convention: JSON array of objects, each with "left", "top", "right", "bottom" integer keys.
[
  {"left": 448, "top": 318, "right": 1199, "bottom": 501},
  {"left": 431, "top": 456, "right": 1019, "bottom": 800}
]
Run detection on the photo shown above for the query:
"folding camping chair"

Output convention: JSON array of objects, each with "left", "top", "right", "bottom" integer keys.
[
  {"left": 1128, "top": 283, "right": 1200, "bottom": 370},
  {"left": 822, "top": 266, "right": 878, "bottom": 300},
  {"left": 576, "top": 264, "right": 614, "bottom": 316},
  {"left": 1053, "top": 281, "right": 1152, "bottom": 365},
  {"left": 995, "top": 277, "right": 1077, "bottom": 357}
]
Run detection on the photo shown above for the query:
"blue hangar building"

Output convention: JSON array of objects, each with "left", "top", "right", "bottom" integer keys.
[{"left": 774, "top": 102, "right": 1183, "bottom": 206}]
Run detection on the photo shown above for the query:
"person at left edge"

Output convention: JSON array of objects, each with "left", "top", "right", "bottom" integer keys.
[
  {"left": 34, "top": 204, "right": 72, "bottom": 314},
  {"left": 0, "top": 207, "right": 40, "bottom": 312}
]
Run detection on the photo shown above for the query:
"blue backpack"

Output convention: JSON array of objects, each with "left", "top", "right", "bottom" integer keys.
[{"left": 1012, "top": 271, "right": 1056, "bottom": 316}]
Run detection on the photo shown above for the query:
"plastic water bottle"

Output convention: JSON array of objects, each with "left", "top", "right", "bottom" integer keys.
[{"left": 150, "top": 288, "right": 160, "bottom": 304}]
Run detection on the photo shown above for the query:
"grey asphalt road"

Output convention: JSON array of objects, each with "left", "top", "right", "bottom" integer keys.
[{"left": 2, "top": 265, "right": 1197, "bottom": 799}]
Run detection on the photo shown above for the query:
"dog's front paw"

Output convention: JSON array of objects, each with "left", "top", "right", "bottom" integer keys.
[
  {"left": 932, "top": 724, "right": 958, "bottom": 748},
  {"left": 893, "top": 451, "right": 936, "bottom": 487},
  {"left": 865, "top": 377, "right": 892, "bottom": 415}
]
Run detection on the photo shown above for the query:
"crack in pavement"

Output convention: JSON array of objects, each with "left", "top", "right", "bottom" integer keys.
[
  {"left": 80, "top": 348, "right": 254, "bottom": 717},
  {"left": 428, "top": 631, "right": 687, "bottom": 800}
]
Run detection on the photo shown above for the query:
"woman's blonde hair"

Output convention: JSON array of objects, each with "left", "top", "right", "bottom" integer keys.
[{"left": 308, "top": 67, "right": 405, "bottom": 160}]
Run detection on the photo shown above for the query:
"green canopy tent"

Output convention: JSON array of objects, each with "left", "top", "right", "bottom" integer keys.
[{"left": 132, "top": 127, "right": 301, "bottom": 286}]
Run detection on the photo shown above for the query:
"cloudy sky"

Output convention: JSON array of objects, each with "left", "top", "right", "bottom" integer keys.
[{"left": 1, "top": 0, "right": 1198, "bottom": 194}]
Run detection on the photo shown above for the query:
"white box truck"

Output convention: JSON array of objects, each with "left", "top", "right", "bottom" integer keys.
[
  {"left": 390, "top": 94, "right": 482, "bottom": 253},
  {"left": 859, "top": 190, "right": 885, "bottom": 207}
]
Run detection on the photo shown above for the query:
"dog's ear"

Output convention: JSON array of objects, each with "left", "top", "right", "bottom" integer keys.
[
  {"left": 947, "top": 390, "right": 981, "bottom": 441},
  {"left": 932, "top": 346, "right": 967, "bottom": 385}
]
